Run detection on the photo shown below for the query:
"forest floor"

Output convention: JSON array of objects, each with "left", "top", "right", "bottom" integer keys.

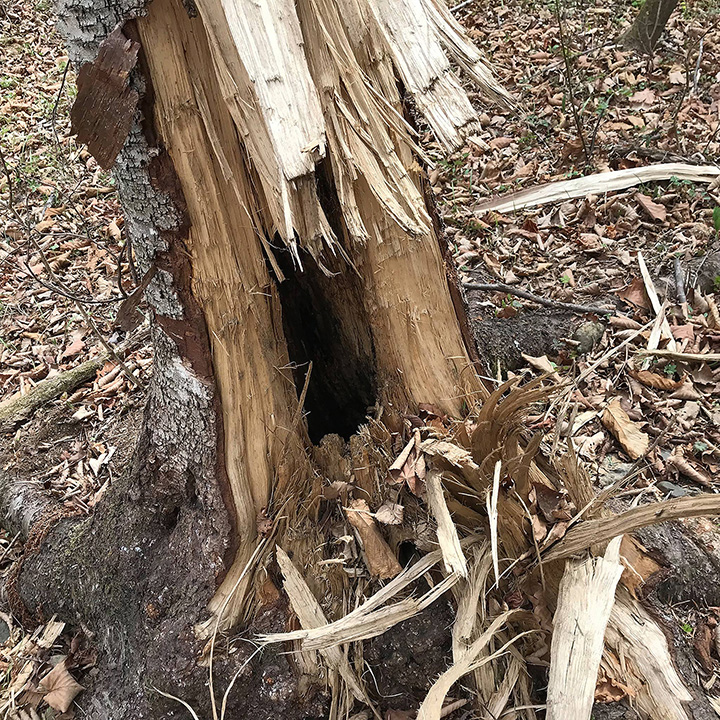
[{"left": 0, "top": 0, "right": 719, "bottom": 715}]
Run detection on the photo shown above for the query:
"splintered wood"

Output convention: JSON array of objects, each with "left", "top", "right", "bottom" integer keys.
[
  {"left": 260, "top": 539, "right": 483, "bottom": 651},
  {"left": 474, "top": 163, "right": 720, "bottom": 215},
  {"left": 274, "top": 547, "right": 379, "bottom": 716},
  {"left": 425, "top": 469, "right": 468, "bottom": 577},
  {"left": 183, "top": 0, "right": 507, "bottom": 252},
  {"left": 544, "top": 494, "right": 720, "bottom": 561},
  {"left": 345, "top": 498, "right": 402, "bottom": 579},
  {"left": 605, "top": 588, "right": 692, "bottom": 718},
  {"left": 366, "top": 0, "right": 481, "bottom": 150},
  {"left": 546, "top": 537, "right": 624, "bottom": 720}
]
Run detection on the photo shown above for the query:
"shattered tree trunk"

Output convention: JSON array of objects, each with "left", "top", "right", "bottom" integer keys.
[
  {"left": 6, "top": 0, "right": 716, "bottom": 717},
  {"left": 622, "top": 0, "right": 679, "bottom": 53},
  {"left": 9, "top": 0, "right": 509, "bottom": 716}
]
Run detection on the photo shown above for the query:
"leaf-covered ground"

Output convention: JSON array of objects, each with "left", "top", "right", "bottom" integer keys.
[
  {"left": 0, "top": 0, "right": 719, "bottom": 713},
  {"left": 431, "top": 0, "right": 720, "bottom": 507},
  {"left": 0, "top": 0, "right": 149, "bottom": 516}
]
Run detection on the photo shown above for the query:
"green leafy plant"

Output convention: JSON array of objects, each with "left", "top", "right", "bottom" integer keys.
[{"left": 694, "top": 441, "right": 708, "bottom": 456}]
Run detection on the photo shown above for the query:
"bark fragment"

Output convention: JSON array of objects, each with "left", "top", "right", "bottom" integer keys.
[{"left": 70, "top": 27, "right": 140, "bottom": 169}]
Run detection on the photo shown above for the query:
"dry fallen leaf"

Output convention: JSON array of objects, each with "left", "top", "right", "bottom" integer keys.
[
  {"left": 629, "top": 369, "right": 680, "bottom": 391},
  {"left": 693, "top": 621, "right": 715, "bottom": 671},
  {"left": 601, "top": 399, "right": 649, "bottom": 460},
  {"left": 667, "top": 448, "right": 712, "bottom": 487},
  {"left": 670, "top": 378, "right": 702, "bottom": 401},
  {"left": 522, "top": 354, "right": 558, "bottom": 379},
  {"left": 374, "top": 501, "right": 404, "bottom": 526},
  {"left": 106, "top": 218, "right": 123, "bottom": 242},
  {"left": 595, "top": 675, "right": 635, "bottom": 703},
  {"left": 62, "top": 331, "right": 86, "bottom": 359},
  {"left": 617, "top": 278, "right": 651, "bottom": 310},
  {"left": 387, "top": 430, "right": 425, "bottom": 496},
  {"left": 39, "top": 659, "right": 84, "bottom": 713},
  {"left": 629, "top": 87, "right": 656, "bottom": 106},
  {"left": 619, "top": 536, "right": 661, "bottom": 598},
  {"left": 635, "top": 193, "right": 667, "bottom": 222}
]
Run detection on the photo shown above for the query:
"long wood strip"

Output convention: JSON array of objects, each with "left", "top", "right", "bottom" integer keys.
[
  {"left": 475, "top": 163, "right": 720, "bottom": 215},
  {"left": 543, "top": 494, "right": 720, "bottom": 562}
]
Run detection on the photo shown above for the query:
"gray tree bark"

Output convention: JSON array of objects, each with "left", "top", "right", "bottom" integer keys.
[{"left": 622, "top": 0, "right": 679, "bottom": 53}]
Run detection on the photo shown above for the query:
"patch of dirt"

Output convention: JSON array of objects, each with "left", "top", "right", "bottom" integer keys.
[
  {"left": 364, "top": 596, "right": 456, "bottom": 712},
  {"left": 469, "top": 302, "right": 579, "bottom": 370}
]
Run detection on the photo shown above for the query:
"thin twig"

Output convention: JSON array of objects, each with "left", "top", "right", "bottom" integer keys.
[
  {"left": 0, "top": 143, "right": 14, "bottom": 211},
  {"left": 587, "top": 102, "right": 607, "bottom": 160},
  {"left": 703, "top": 121, "right": 720, "bottom": 155},
  {"left": 692, "top": 37, "right": 704, "bottom": 96},
  {"left": 553, "top": 0, "right": 590, "bottom": 164},
  {"left": 20, "top": 258, "right": 125, "bottom": 305},
  {"left": 74, "top": 300, "right": 142, "bottom": 388},
  {"left": 638, "top": 348, "right": 720, "bottom": 363},
  {"left": 462, "top": 281, "right": 613, "bottom": 315},
  {"left": 24, "top": 233, "right": 143, "bottom": 387},
  {"left": 52, "top": 59, "right": 71, "bottom": 146}
]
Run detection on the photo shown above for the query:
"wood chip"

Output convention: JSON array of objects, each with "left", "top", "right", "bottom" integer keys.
[
  {"left": 345, "top": 499, "right": 402, "bottom": 579},
  {"left": 425, "top": 469, "right": 468, "bottom": 577},
  {"left": 261, "top": 538, "right": 483, "bottom": 651},
  {"left": 546, "top": 537, "right": 624, "bottom": 720}
]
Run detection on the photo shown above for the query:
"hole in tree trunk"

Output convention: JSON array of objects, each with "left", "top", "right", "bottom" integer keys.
[{"left": 272, "top": 244, "right": 377, "bottom": 444}]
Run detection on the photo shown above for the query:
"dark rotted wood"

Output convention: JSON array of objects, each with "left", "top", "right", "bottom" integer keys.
[{"left": 70, "top": 27, "right": 140, "bottom": 169}]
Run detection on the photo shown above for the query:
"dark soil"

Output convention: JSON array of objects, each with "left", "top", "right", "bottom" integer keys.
[
  {"left": 364, "top": 596, "right": 456, "bottom": 712},
  {"left": 468, "top": 296, "right": 579, "bottom": 371}
]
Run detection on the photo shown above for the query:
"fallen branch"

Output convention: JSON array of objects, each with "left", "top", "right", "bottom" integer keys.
[
  {"left": 543, "top": 494, "right": 720, "bottom": 562},
  {"left": 474, "top": 163, "right": 720, "bottom": 215},
  {"left": 0, "top": 326, "right": 149, "bottom": 435},
  {"left": 462, "top": 281, "right": 613, "bottom": 315}
]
